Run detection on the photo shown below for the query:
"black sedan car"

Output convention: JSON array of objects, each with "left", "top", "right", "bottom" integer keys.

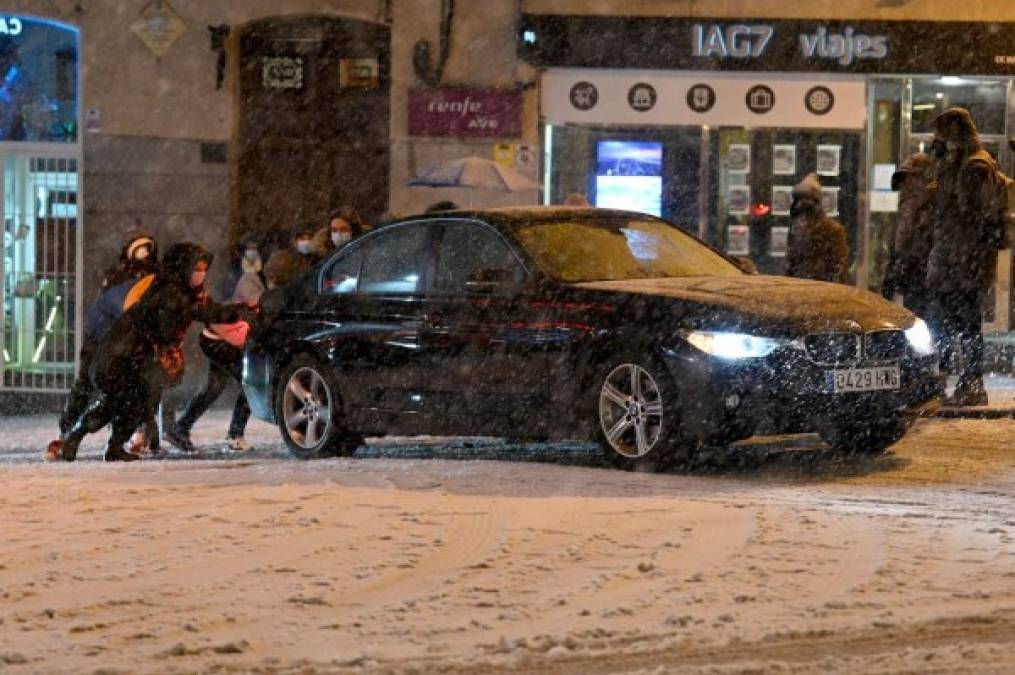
[{"left": 243, "top": 207, "right": 943, "bottom": 470}]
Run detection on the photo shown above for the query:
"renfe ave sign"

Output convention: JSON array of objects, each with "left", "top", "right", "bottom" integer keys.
[{"left": 409, "top": 88, "right": 522, "bottom": 137}]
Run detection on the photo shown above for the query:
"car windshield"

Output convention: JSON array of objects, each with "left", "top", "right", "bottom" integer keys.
[{"left": 514, "top": 217, "right": 743, "bottom": 283}]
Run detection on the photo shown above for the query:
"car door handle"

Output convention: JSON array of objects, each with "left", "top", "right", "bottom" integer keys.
[{"left": 425, "top": 311, "right": 446, "bottom": 328}]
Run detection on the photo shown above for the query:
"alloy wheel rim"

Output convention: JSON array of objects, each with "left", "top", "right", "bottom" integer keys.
[
  {"left": 599, "top": 363, "right": 664, "bottom": 459},
  {"left": 282, "top": 367, "right": 332, "bottom": 449}
]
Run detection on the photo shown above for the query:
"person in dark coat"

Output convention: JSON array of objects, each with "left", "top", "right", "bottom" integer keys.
[
  {"left": 46, "top": 243, "right": 244, "bottom": 462},
  {"left": 58, "top": 233, "right": 161, "bottom": 436},
  {"left": 882, "top": 153, "right": 936, "bottom": 319},
  {"left": 785, "top": 173, "right": 849, "bottom": 283},
  {"left": 925, "top": 107, "right": 999, "bottom": 406}
]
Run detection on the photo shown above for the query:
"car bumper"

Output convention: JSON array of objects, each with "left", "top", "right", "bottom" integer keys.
[{"left": 663, "top": 345, "right": 944, "bottom": 444}]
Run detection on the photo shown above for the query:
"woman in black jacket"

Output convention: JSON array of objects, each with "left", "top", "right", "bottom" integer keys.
[{"left": 47, "top": 243, "right": 245, "bottom": 462}]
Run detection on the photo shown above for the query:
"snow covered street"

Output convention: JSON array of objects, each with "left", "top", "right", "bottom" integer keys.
[{"left": 2, "top": 413, "right": 1014, "bottom": 674}]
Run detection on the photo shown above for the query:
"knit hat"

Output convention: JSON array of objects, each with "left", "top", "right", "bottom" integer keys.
[{"left": 791, "top": 173, "right": 822, "bottom": 201}]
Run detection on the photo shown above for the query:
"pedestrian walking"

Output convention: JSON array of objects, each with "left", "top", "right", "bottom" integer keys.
[
  {"left": 46, "top": 243, "right": 245, "bottom": 462},
  {"left": 925, "top": 107, "right": 1008, "bottom": 406},
  {"left": 882, "top": 152, "right": 935, "bottom": 319},
  {"left": 785, "top": 173, "right": 849, "bottom": 283}
]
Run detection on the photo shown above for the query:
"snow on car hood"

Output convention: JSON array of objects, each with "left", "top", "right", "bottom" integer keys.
[{"left": 574, "top": 275, "right": 915, "bottom": 332}]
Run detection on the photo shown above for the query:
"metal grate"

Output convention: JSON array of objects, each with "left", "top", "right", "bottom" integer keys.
[
  {"left": 803, "top": 332, "right": 861, "bottom": 366},
  {"left": 1, "top": 147, "right": 81, "bottom": 392},
  {"left": 864, "top": 329, "right": 908, "bottom": 362}
]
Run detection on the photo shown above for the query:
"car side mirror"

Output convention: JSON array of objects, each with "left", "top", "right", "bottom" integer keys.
[
  {"left": 464, "top": 267, "right": 514, "bottom": 294},
  {"left": 731, "top": 255, "right": 759, "bottom": 275}
]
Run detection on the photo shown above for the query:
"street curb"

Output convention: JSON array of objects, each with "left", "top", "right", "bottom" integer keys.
[{"left": 932, "top": 407, "right": 1015, "bottom": 420}]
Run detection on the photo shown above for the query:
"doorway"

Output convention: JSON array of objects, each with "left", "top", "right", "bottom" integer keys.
[{"left": 235, "top": 16, "right": 390, "bottom": 250}]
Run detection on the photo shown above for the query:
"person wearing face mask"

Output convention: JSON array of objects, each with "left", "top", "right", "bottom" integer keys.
[
  {"left": 312, "top": 205, "right": 367, "bottom": 260},
  {"left": 785, "top": 173, "right": 849, "bottom": 283},
  {"left": 46, "top": 243, "right": 247, "bottom": 462},
  {"left": 57, "top": 232, "right": 162, "bottom": 441},
  {"left": 924, "top": 107, "right": 1001, "bottom": 406},
  {"left": 290, "top": 224, "right": 319, "bottom": 273}
]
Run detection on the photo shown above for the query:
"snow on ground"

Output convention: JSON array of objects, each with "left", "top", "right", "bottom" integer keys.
[{"left": 1, "top": 412, "right": 1014, "bottom": 674}]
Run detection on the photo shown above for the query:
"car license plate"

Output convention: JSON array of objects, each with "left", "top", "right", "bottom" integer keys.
[{"left": 826, "top": 366, "right": 900, "bottom": 393}]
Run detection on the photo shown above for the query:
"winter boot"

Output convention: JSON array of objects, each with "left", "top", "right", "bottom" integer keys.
[
  {"left": 104, "top": 446, "right": 141, "bottom": 462},
  {"left": 44, "top": 439, "right": 63, "bottom": 462},
  {"left": 164, "top": 427, "right": 196, "bottom": 454}
]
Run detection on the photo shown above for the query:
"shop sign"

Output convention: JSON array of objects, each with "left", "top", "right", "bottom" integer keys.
[
  {"left": 521, "top": 15, "right": 1015, "bottom": 76},
  {"left": 0, "top": 17, "right": 23, "bottom": 35},
  {"left": 543, "top": 70, "right": 865, "bottom": 130},
  {"left": 409, "top": 88, "right": 521, "bottom": 137},
  {"left": 263, "top": 57, "right": 303, "bottom": 89}
]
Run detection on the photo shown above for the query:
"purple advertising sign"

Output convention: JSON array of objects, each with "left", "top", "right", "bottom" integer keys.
[{"left": 409, "top": 88, "right": 522, "bottom": 137}]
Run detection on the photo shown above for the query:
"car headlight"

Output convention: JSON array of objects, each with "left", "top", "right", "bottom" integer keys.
[
  {"left": 905, "top": 318, "right": 935, "bottom": 356},
  {"left": 684, "top": 331, "right": 786, "bottom": 359}
]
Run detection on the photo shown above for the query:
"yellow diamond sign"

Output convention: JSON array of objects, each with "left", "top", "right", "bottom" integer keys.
[{"left": 130, "top": 0, "right": 187, "bottom": 57}]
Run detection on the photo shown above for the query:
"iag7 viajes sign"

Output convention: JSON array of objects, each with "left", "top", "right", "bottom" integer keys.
[{"left": 409, "top": 88, "right": 522, "bottom": 137}]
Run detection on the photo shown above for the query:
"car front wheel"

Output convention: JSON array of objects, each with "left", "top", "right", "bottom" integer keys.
[
  {"left": 276, "top": 356, "right": 361, "bottom": 459},
  {"left": 593, "top": 357, "right": 697, "bottom": 472}
]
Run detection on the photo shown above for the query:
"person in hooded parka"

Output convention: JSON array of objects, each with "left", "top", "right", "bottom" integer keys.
[
  {"left": 58, "top": 232, "right": 161, "bottom": 437},
  {"left": 785, "top": 173, "right": 849, "bottom": 283},
  {"left": 882, "top": 152, "right": 936, "bottom": 319},
  {"left": 46, "top": 243, "right": 245, "bottom": 462},
  {"left": 925, "top": 107, "right": 1000, "bottom": 406}
]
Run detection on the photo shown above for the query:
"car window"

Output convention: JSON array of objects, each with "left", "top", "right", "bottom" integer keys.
[
  {"left": 436, "top": 222, "right": 524, "bottom": 293},
  {"left": 321, "top": 247, "right": 364, "bottom": 294},
  {"left": 358, "top": 225, "right": 430, "bottom": 294}
]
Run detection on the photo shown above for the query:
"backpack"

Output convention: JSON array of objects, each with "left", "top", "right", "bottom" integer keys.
[
  {"left": 84, "top": 273, "right": 156, "bottom": 341},
  {"left": 967, "top": 150, "right": 1014, "bottom": 251}
]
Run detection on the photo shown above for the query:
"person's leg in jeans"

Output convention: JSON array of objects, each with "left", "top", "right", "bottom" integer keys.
[
  {"left": 166, "top": 336, "right": 230, "bottom": 452},
  {"left": 953, "top": 290, "right": 986, "bottom": 404},
  {"left": 219, "top": 344, "right": 252, "bottom": 445}
]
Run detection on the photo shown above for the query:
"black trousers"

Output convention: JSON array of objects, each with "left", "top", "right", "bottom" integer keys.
[
  {"left": 59, "top": 337, "right": 97, "bottom": 434},
  {"left": 929, "top": 290, "right": 984, "bottom": 382},
  {"left": 176, "top": 334, "right": 250, "bottom": 439}
]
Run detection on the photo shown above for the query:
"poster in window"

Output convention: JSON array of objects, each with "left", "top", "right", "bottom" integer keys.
[
  {"left": 821, "top": 186, "right": 840, "bottom": 216},
  {"left": 769, "top": 226, "right": 789, "bottom": 257},
  {"left": 816, "top": 144, "right": 841, "bottom": 176},
  {"left": 773, "top": 144, "right": 796, "bottom": 175},
  {"left": 771, "top": 185, "right": 793, "bottom": 216},
  {"left": 727, "top": 144, "right": 751, "bottom": 174},
  {"left": 726, "top": 224, "right": 750, "bottom": 256},
  {"left": 728, "top": 185, "right": 750, "bottom": 215}
]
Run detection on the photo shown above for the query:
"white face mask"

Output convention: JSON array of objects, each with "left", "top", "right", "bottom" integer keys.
[
  {"left": 244, "top": 248, "right": 259, "bottom": 261},
  {"left": 331, "top": 231, "right": 351, "bottom": 246},
  {"left": 190, "top": 270, "right": 207, "bottom": 288},
  {"left": 133, "top": 247, "right": 150, "bottom": 261},
  {"left": 296, "top": 241, "right": 312, "bottom": 255}
]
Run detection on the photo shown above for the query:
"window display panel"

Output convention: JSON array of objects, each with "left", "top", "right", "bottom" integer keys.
[{"left": 595, "top": 140, "right": 663, "bottom": 217}]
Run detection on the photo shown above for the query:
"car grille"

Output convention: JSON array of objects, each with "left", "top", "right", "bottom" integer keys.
[
  {"left": 804, "top": 333, "right": 861, "bottom": 366},
  {"left": 803, "top": 330, "right": 909, "bottom": 366},
  {"left": 864, "top": 330, "right": 908, "bottom": 362}
]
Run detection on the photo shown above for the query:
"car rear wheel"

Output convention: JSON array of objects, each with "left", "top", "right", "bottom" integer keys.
[
  {"left": 276, "top": 356, "right": 361, "bottom": 460},
  {"left": 818, "top": 415, "right": 911, "bottom": 455},
  {"left": 593, "top": 357, "right": 697, "bottom": 472}
]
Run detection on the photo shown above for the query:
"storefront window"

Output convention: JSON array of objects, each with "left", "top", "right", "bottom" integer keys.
[
  {"left": 0, "top": 16, "right": 79, "bottom": 142},
  {"left": 911, "top": 78, "right": 1007, "bottom": 136}
]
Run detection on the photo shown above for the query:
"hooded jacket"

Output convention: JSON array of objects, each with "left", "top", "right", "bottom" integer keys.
[
  {"left": 785, "top": 173, "right": 849, "bottom": 283},
  {"left": 883, "top": 153, "right": 935, "bottom": 300},
  {"left": 90, "top": 243, "right": 242, "bottom": 395},
  {"left": 926, "top": 107, "right": 998, "bottom": 296}
]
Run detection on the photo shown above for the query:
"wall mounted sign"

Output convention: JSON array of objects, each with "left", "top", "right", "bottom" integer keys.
[
  {"left": 542, "top": 69, "right": 866, "bottom": 129},
  {"left": 520, "top": 14, "right": 1015, "bottom": 76},
  {"left": 130, "top": 0, "right": 187, "bottom": 58},
  {"left": 409, "top": 88, "right": 522, "bottom": 137},
  {"left": 263, "top": 57, "right": 303, "bottom": 89},
  {"left": 339, "top": 58, "right": 379, "bottom": 89}
]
